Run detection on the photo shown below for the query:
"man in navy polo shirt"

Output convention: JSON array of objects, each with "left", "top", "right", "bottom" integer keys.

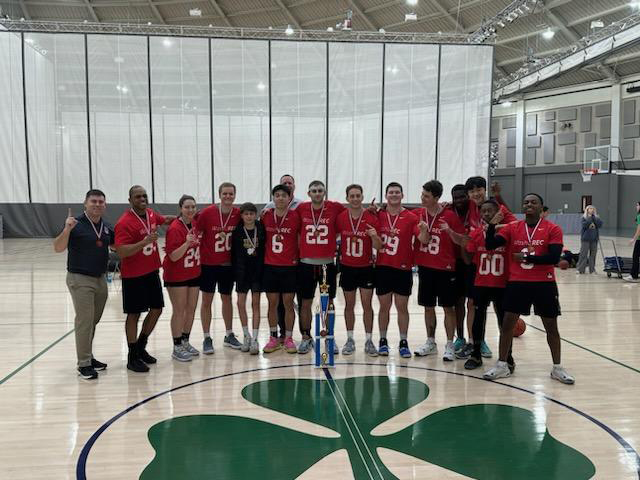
[{"left": 54, "top": 189, "right": 114, "bottom": 380}]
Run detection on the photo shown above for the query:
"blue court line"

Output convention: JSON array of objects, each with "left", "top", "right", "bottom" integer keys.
[{"left": 76, "top": 362, "right": 640, "bottom": 480}]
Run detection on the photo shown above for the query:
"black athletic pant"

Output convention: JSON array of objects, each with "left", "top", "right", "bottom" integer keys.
[
  {"left": 631, "top": 239, "right": 640, "bottom": 279},
  {"left": 472, "top": 287, "right": 512, "bottom": 362}
]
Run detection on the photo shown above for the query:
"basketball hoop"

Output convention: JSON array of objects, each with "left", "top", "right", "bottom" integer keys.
[{"left": 580, "top": 168, "right": 598, "bottom": 182}]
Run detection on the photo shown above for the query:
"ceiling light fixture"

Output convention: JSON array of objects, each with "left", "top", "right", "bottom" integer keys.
[
  {"left": 285, "top": 24, "right": 294, "bottom": 35},
  {"left": 542, "top": 27, "right": 555, "bottom": 40}
]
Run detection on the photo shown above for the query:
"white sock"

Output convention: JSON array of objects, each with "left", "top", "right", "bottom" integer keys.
[
  {"left": 226, "top": 329, "right": 232, "bottom": 335},
  {"left": 347, "top": 330, "right": 354, "bottom": 340},
  {"left": 242, "top": 326, "right": 250, "bottom": 336},
  {"left": 204, "top": 332, "right": 211, "bottom": 339},
  {"left": 400, "top": 333, "right": 407, "bottom": 341},
  {"left": 253, "top": 329, "right": 259, "bottom": 338},
  {"left": 427, "top": 336, "right": 435, "bottom": 343},
  {"left": 553, "top": 363, "right": 561, "bottom": 369},
  {"left": 365, "top": 332, "right": 372, "bottom": 341},
  {"left": 380, "top": 330, "right": 387, "bottom": 339}
]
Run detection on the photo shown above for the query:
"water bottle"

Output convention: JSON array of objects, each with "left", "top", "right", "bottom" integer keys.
[{"left": 107, "top": 271, "right": 114, "bottom": 283}]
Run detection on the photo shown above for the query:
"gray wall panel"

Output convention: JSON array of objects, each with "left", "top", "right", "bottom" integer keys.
[
  {"left": 526, "top": 136, "right": 541, "bottom": 148},
  {"left": 502, "top": 116, "right": 516, "bottom": 129},
  {"left": 557, "top": 132, "right": 576, "bottom": 146},
  {"left": 622, "top": 140, "right": 635, "bottom": 159},
  {"left": 543, "top": 135, "right": 555, "bottom": 164},
  {"left": 623, "top": 125, "right": 640, "bottom": 139},
  {"left": 584, "top": 132, "right": 597, "bottom": 148},
  {"left": 600, "top": 117, "right": 611, "bottom": 139},
  {"left": 595, "top": 103, "right": 611, "bottom": 117},
  {"left": 527, "top": 114, "right": 537, "bottom": 136},
  {"left": 579, "top": 106, "right": 592, "bottom": 132},
  {"left": 558, "top": 108, "right": 577, "bottom": 122},
  {"left": 491, "top": 118, "right": 500, "bottom": 141},
  {"left": 506, "top": 147, "right": 516, "bottom": 167},
  {"left": 544, "top": 111, "right": 556, "bottom": 121},
  {"left": 526, "top": 148, "right": 536, "bottom": 165},
  {"left": 506, "top": 129, "right": 517, "bottom": 148},
  {"left": 624, "top": 99, "right": 636, "bottom": 124},
  {"left": 540, "top": 121, "right": 556, "bottom": 134},
  {"left": 564, "top": 145, "right": 577, "bottom": 163}
]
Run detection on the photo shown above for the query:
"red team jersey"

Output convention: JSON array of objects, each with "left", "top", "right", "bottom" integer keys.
[
  {"left": 162, "top": 218, "right": 201, "bottom": 282},
  {"left": 466, "top": 226, "right": 508, "bottom": 288},
  {"left": 196, "top": 205, "right": 241, "bottom": 266},
  {"left": 413, "top": 207, "right": 465, "bottom": 271},
  {"left": 115, "top": 208, "right": 166, "bottom": 278},
  {"left": 468, "top": 201, "right": 517, "bottom": 230},
  {"left": 336, "top": 209, "right": 379, "bottom": 267},
  {"left": 376, "top": 209, "right": 418, "bottom": 271},
  {"left": 497, "top": 219, "right": 563, "bottom": 282},
  {"left": 297, "top": 200, "right": 345, "bottom": 259},
  {"left": 262, "top": 208, "right": 301, "bottom": 266}
]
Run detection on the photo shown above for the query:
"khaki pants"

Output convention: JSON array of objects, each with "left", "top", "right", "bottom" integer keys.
[{"left": 66, "top": 272, "right": 108, "bottom": 367}]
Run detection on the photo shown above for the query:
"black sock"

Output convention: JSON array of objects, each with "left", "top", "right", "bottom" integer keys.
[
  {"left": 182, "top": 332, "right": 190, "bottom": 341},
  {"left": 472, "top": 341, "right": 481, "bottom": 359},
  {"left": 138, "top": 332, "right": 149, "bottom": 348},
  {"left": 173, "top": 337, "right": 182, "bottom": 346},
  {"left": 128, "top": 343, "right": 137, "bottom": 355}
]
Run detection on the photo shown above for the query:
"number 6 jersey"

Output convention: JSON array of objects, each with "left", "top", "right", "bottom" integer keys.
[
  {"left": 465, "top": 226, "right": 508, "bottom": 288},
  {"left": 262, "top": 208, "right": 301, "bottom": 266},
  {"left": 162, "top": 218, "right": 201, "bottom": 282}
]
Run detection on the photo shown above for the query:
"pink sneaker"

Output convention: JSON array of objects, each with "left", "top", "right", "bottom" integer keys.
[
  {"left": 283, "top": 336, "right": 297, "bottom": 354},
  {"left": 263, "top": 336, "right": 281, "bottom": 353}
]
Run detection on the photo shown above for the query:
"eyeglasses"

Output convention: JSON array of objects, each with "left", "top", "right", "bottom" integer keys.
[{"left": 309, "top": 189, "right": 325, "bottom": 194}]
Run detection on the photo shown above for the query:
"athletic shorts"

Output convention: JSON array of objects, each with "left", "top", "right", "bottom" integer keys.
[
  {"left": 454, "top": 260, "right": 476, "bottom": 299},
  {"left": 263, "top": 265, "right": 297, "bottom": 294},
  {"left": 122, "top": 270, "right": 164, "bottom": 314},
  {"left": 200, "top": 265, "right": 234, "bottom": 295},
  {"left": 340, "top": 265, "right": 375, "bottom": 292},
  {"left": 418, "top": 266, "right": 457, "bottom": 307},
  {"left": 297, "top": 262, "right": 337, "bottom": 299},
  {"left": 503, "top": 281, "right": 561, "bottom": 318},
  {"left": 375, "top": 265, "right": 413, "bottom": 297},
  {"left": 164, "top": 276, "right": 200, "bottom": 288},
  {"left": 236, "top": 276, "right": 263, "bottom": 294},
  {"left": 472, "top": 286, "right": 504, "bottom": 310}
]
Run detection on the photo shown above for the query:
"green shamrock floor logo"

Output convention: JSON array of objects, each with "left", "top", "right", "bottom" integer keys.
[{"left": 141, "top": 375, "right": 595, "bottom": 479}]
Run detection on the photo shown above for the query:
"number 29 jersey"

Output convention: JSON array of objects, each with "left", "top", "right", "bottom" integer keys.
[
  {"left": 375, "top": 209, "right": 418, "bottom": 271},
  {"left": 162, "top": 218, "right": 201, "bottom": 282}
]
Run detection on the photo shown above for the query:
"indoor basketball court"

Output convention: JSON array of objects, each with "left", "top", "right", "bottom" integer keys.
[{"left": 1, "top": 1, "right": 640, "bottom": 479}]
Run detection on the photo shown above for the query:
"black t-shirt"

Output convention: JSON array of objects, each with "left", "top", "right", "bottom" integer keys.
[{"left": 67, "top": 215, "right": 115, "bottom": 277}]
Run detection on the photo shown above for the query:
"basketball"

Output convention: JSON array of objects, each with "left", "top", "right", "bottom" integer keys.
[
  {"left": 513, "top": 317, "right": 527, "bottom": 337},
  {"left": 558, "top": 259, "right": 570, "bottom": 270}
]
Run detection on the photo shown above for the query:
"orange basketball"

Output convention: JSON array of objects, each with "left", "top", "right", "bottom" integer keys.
[
  {"left": 513, "top": 317, "right": 526, "bottom": 337},
  {"left": 558, "top": 259, "right": 570, "bottom": 270}
]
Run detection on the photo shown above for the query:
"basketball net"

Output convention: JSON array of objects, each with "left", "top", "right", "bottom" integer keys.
[{"left": 580, "top": 168, "right": 598, "bottom": 182}]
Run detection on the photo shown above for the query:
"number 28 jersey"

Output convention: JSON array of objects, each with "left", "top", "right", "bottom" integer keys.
[
  {"left": 465, "top": 226, "right": 508, "bottom": 288},
  {"left": 162, "top": 218, "right": 201, "bottom": 282},
  {"left": 375, "top": 209, "right": 418, "bottom": 271},
  {"left": 412, "top": 207, "right": 465, "bottom": 271}
]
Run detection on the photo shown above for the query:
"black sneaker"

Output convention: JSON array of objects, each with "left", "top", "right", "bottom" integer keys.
[
  {"left": 78, "top": 366, "right": 98, "bottom": 380},
  {"left": 91, "top": 359, "right": 107, "bottom": 371},
  {"left": 127, "top": 356, "right": 149, "bottom": 373},
  {"left": 455, "top": 343, "right": 474, "bottom": 360},
  {"left": 464, "top": 356, "right": 483, "bottom": 370},
  {"left": 138, "top": 349, "right": 157, "bottom": 365},
  {"left": 378, "top": 337, "right": 389, "bottom": 356}
]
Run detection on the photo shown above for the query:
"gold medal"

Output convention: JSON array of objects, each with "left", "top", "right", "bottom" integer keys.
[
  {"left": 527, "top": 244, "right": 535, "bottom": 254},
  {"left": 247, "top": 248, "right": 255, "bottom": 256},
  {"left": 217, "top": 231, "right": 226, "bottom": 241},
  {"left": 275, "top": 234, "right": 283, "bottom": 242}
]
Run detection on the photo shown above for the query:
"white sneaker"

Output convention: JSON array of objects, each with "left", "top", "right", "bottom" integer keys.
[
  {"left": 483, "top": 361, "right": 511, "bottom": 380},
  {"left": 442, "top": 341, "right": 455, "bottom": 362},
  {"left": 623, "top": 275, "right": 640, "bottom": 283},
  {"left": 414, "top": 340, "right": 438, "bottom": 357},
  {"left": 249, "top": 338, "right": 259, "bottom": 355},
  {"left": 241, "top": 334, "right": 252, "bottom": 353},
  {"left": 551, "top": 366, "right": 575, "bottom": 384}
]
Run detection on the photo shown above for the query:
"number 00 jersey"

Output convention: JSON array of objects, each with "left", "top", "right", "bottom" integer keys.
[
  {"left": 465, "top": 226, "right": 508, "bottom": 288},
  {"left": 115, "top": 208, "right": 165, "bottom": 278},
  {"left": 336, "top": 210, "right": 379, "bottom": 268},
  {"left": 375, "top": 209, "right": 418, "bottom": 271},
  {"left": 162, "top": 218, "right": 201, "bottom": 282}
]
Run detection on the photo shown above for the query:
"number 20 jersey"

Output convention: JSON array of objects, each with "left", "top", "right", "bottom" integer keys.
[
  {"left": 465, "top": 226, "right": 508, "bottom": 288},
  {"left": 375, "top": 209, "right": 419, "bottom": 271},
  {"left": 195, "top": 205, "right": 240, "bottom": 266}
]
